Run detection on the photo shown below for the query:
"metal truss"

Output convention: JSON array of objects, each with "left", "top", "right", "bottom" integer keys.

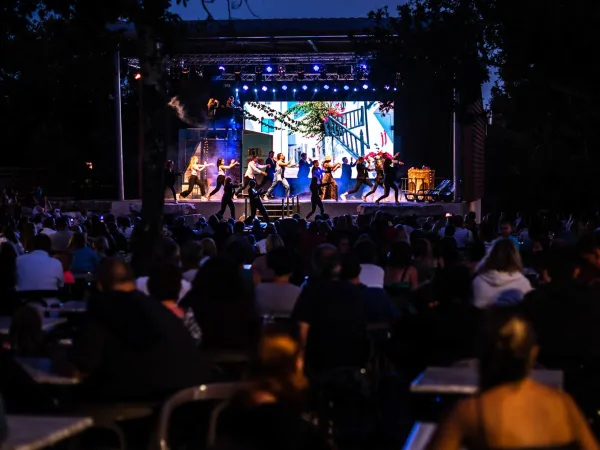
[
  {"left": 126, "top": 52, "right": 371, "bottom": 68},
  {"left": 215, "top": 73, "right": 360, "bottom": 82}
]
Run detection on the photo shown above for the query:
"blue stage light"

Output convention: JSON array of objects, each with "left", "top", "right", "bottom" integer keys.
[
  {"left": 333, "top": 88, "right": 338, "bottom": 92},
  {"left": 253, "top": 88, "right": 258, "bottom": 92},
  {"left": 314, "top": 88, "right": 318, "bottom": 92},
  {"left": 384, "top": 85, "right": 390, "bottom": 90},
  {"left": 261, "top": 86, "right": 268, "bottom": 91},
  {"left": 394, "top": 87, "right": 397, "bottom": 91},
  {"left": 362, "top": 84, "right": 369, "bottom": 90},
  {"left": 313, "top": 65, "right": 320, "bottom": 72},
  {"left": 343, "top": 85, "right": 350, "bottom": 91},
  {"left": 353, "top": 87, "right": 358, "bottom": 91},
  {"left": 281, "top": 85, "right": 288, "bottom": 91},
  {"left": 235, "top": 88, "right": 239, "bottom": 92},
  {"left": 218, "top": 66, "right": 225, "bottom": 71},
  {"left": 243, "top": 85, "right": 249, "bottom": 91},
  {"left": 272, "top": 88, "right": 276, "bottom": 93},
  {"left": 293, "top": 88, "right": 297, "bottom": 92},
  {"left": 324, "top": 84, "right": 330, "bottom": 90},
  {"left": 266, "top": 66, "right": 273, "bottom": 73},
  {"left": 302, "top": 85, "right": 308, "bottom": 90}
]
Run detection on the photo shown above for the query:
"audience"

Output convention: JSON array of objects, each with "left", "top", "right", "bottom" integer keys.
[
  {"left": 355, "top": 239, "right": 385, "bottom": 288},
  {"left": 69, "top": 232, "right": 100, "bottom": 274},
  {"left": 16, "top": 234, "right": 63, "bottom": 292},
  {"left": 255, "top": 247, "right": 301, "bottom": 317},
  {"left": 50, "top": 217, "right": 73, "bottom": 252}
]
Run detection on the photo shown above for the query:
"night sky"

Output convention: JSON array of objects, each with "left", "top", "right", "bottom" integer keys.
[{"left": 170, "top": 0, "right": 404, "bottom": 20}]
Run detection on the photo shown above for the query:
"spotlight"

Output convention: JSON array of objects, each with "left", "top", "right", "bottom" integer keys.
[
  {"left": 333, "top": 88, "right": 338, "bottom": 92},
  {"left": 243, "top": 85, "right": 249, "bottom": 91},
  {"left": 261, "top": 86, "right": 268, "bottom": 91},
  {"left": 384, "top": 85, "right": 390, "bottom": 90},
  {"left": 313, "top": 65, "right": 320, "bottom": 72},
  {"left": 393, "top": 87, "right": 397, "bottom": 91},
  {"left": 313, "top": 88, "right": 318, "bottom": 92},
  {"left": 302, "top": 85, "right": 308, "bottom": 90},
  {"left": 266, "top": 66, "right": 273, "bottom": 73},
  {"left": 324, "top": 84, "right": 330, "bottom": 90},
  {"left": 353, "top": 87, "right": 358, "bottom": 91},
  {"left": 133, "top": 73, "right": 142, "bottom": 80},
  {"left": 235, "top": 88, "right": 239, "bottom": 92},
  {"left": 293, "top": 88, "right": 297, "bottom": 93},
  {"left": 362, "top": 84, "right": 369, "bottom": 90},
  {"left": 218, "top": 66, "right": 225, "bottom": 71},
  {"left": 281, "top": 85, "right": 288, "bottom": 91},
  {"left": 278, "top": 66, "right": 285, "bottom": 74},
  {"left": 272, "top": 88, "right": 276, "bottom": 93},
  {"left": 254, "top": 88, "right": 258, "bottom": 92},
  {"left": 343, "top": 85, "right": 350, "bottom": 91}
]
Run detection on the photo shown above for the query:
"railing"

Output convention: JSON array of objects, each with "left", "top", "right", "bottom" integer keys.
[
  {"left": 338, "top": 107, "right": 365, "bottom": 130},
  {"left": 324, "top": 116, "right": 370, "bottom": 159}
]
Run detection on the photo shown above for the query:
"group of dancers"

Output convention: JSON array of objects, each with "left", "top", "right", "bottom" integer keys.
[{"left": 164, "top": 151, "right": 404, "bottom": 221}]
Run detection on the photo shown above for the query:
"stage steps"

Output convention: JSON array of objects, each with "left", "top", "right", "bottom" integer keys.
[{"left": 247, "top": 196, "right": 300, "bottom": 220}]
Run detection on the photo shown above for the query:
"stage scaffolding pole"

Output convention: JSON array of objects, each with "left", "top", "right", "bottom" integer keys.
[
  {"left": 452, "top": 85, "right": 459, "bottom": 203},
  {"left": 114, "top": 49, "right": 125, "bottom": 201}
]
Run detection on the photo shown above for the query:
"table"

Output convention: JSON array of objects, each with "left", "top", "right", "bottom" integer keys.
[
  {"left": 2, "top": 415, "right": 93, "bottom": 450},
  {"left": 0, "top": 317, "right": 67, "bottom": 335},
  {"left": 410, "top": 366, "right": 563, "bottom": 395},
  {"left": 403, "top": 422, "right": 437, "bottom": 450},
  {"left": 15, "top": 357, "right": 80, "bottom": 385}
]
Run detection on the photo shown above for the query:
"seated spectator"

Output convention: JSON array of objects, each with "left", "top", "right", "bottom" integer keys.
[
  {"left": 412, "top": 238, "right": 439, "bottom": 283},
  {"left": 117, "top": 216, "right": 134, "bottom": 240},
  {"left": 0, "top": 227, "right": 24, "bottom": 255},
  {"left": 292, "top": 245, "right": 368, "bottom": 374},
  {"left": 449, "top": 215, "right": 473, "bottom": 249},
  {"left": 136, "top": 237, "right": 191, "bottom": 300},
  {"left": 384, "top": 241, "right": 418, "bottom": 295},
  {"left": 255, "top": 247, "right": 301, "bottom": 317},
  {"left": 216, "top": 330, "right": 329, "bottom": 450},
  {"left": 354, "top": 239, "right": 385, "bottom": 288},
  {"left": 225, "top": 238, "right": 260, "bottom": 290},
  {"left": 8, "top": 306, "right": 44, "bottom": 357},
  {"left": 39, "top": 217, "right": 56, "bottom": 236},
  {"left": 340, "top": 252, "right": 398, "bottom": 324},
  {"left": 473, "top": 239, "right": 532, "bottom": 308},
  {"left": 107, "top": 222, "right": 127, "bottom": 253},
  {"left": 54, "top": 251, "right": 75, "bottom": 285},
  {"left": 427, "top": 309, "right": 598, "bottom": 450},
  {"left": 181, "top": 241, "right": 203, "bottom": 283},
  {"left": 93, "top": 235, "right": 109, "bottom": 260},
  {"left": 69, "top": 232, "right": 100, "bottom": 274},
  {"left": 70, "top": 258, "right": 208, "bottom": 400},
  {"left": 147, "top": 264, "right": 202, "bottom": 345},
  {"left": 497, "top": 217, "right": 520, "bottom": 249},
  {"left": 16, "top": 234, "right": 63, "bottom": 291},
  {"left": 252, "top": 235, "right": 284, "bottom": 283},
  {"left": 50, "top": 217, "right": 73, "bottom": 252},
  {"left": 199, "top": 238, "right": 217, "bottom": 265},
  {"left": 181, "top": 257, "right": 260, "bottom": 352}
]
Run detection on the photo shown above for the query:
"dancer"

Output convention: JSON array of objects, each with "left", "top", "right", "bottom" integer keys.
[
  {"left": 322, "top": 155, "right": 341, "bottom": 201},
  {"left": 306, "top": 160, "right": 325, "bottom": 220},
  {"left": 164, "top": 160, "right": 177, "bottom": 203},
  {"left": 235, "top": 155, "right": 269, "bottom": 197},
  {"left": 180, "top": 156, "right": 214, "bottom": 200},
  {"left": 263, "top": 151, "right": 277, "bottom": 194},
  {"left": 216, "top": 177, "right": 237, "bottom": 219},
  {"left": 340, "top": 156, "right": 373, "bottom": 201},
  {"left": 340, "top": 157, "right": 355, "bottom": 193},
  {"left": 297, "top": 152, "right": 311, "bottom": 193},
  {"left": 247, "top": 180, "right": 270, "bottom": 223},
  {"left": 207, "top": 158, "right": 239, "bottom": 200},
  {"left": 363, "top": 156, "right": 384, "bottom": 202},
  {"left": 375, "top": 153, "right": 404, "bottom": 205},
  {"left": 264, "top": 153, "right": 297, "bottom": 201}
]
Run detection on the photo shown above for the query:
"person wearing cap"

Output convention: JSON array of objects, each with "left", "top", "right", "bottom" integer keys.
[{"left": 321, "top": 155, "right": 341, "bottom": 201}]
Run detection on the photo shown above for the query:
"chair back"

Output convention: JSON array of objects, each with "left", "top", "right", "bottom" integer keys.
[{"left": 157, "top": 382, "right": 246, "bottom": 450}]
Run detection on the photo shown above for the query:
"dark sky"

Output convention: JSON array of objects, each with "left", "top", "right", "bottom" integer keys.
[{"left": 170, "top": 0, "right": 403, "bottom": 20}]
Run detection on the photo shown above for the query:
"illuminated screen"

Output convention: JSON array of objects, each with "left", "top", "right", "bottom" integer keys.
[{"left": 243, "top": 101, "right": 394, "bottom": 178}]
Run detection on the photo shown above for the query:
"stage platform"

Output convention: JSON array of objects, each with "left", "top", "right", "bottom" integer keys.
[{"left": 108, "top": 197, "right": 469, "bottom": 220}]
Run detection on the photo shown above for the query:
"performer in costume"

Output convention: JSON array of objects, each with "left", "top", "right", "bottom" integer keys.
[
  {"left": 375, "top": 153, "right": 403, "bottom": 204},
  {"left": 180, "top": 156, "right": 214, "bottom": 200},
  {"left": 164, "top": 160, "right": 177, "bottom": 203},
  {"left": 247, "top": 180, "right": 270, "bottom": 223},
  {"left": 306, "top": 160, "right": 325, "bottom": 220},
  {"left": 216, "top": 177, "right": 238, "bottom": 219},
  {"left": 264, "top": 153, "right": 297, "bottom": 200},
  {"left": 207, "top": 158, "right": 239, "bottom": 200},
  {"left": 363, "top": 156, "right": 384, "bottom": 202},
  {"left": 235, "top": 155, "right": 269, "bottom": 197},
  {"left": 340, "top": 157, "right": 355, "bottom": 193},
  {"left": 262, "top": 151, "right": 277, "bottom": 194},
  {"left": 340, "top": 156, "right": 373, "bottom": 201},
  {"left": 322, "top": 156, "right": 341, "bottom": 201}
]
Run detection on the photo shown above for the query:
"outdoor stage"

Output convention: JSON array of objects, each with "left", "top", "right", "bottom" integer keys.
[{"left": 109, "top": 197, "right": 469, "bottom": 220}]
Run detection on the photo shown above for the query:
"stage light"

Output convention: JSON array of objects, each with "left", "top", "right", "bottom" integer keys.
[
  {"left": 293, "top": 88, "right": 297, "bottom": 93},
  {"left": 243, "top": 85, "right": 249, "bottom": 91},
  {"left": 281, "top": 85, "right": 288, "bottom": 91},
  {"left": 333, "top": 88, "right": 338, "bottom": 92},
  {"left": 354, "top": 87, "right": 358, "bottom": 91},
  {"left": 384, "top": 85, "right": 390, "bottom": 90},
  {"left": 272, "top": 88, "right": 276, "bottom": 93},
  {"left": 313, "top": 65, "right": 320, "bottom": 72},
  {"left": 133, "top": 73, "right": 142, "bottom": 80},
  {"left": 218, "top": 66, "right": 225, "bottom": 71},
  {"left": 261, "top": 86, "right": 268, "bottom": 91},
  {"left": 343, "top": 85, "right": 350, "bottom": 91},
  {"left": 362, "top": 84, "right": 369, "bottom": 90},
  {"left": 266, "top": 66, "right": 273, "bottom": 73},
  {"left": 393, "top": 87, "right": 397, "bottom": 91},
  {"left": 314, "top": 88, "right": 318, "bottom": 92},
  {"left": 254, "top": 88, "right": 258, "bottom": 92},
  {"left": 324, "top": 84, "right": 330, "bottom": 90},
  {"left": 302, "top": 85, "right": 308, "bottom": 90},
  {"left": 235, "top": 88, "right": 239, "bottom": 92},
  {"left": 278, "top": 66, "right": 285, "bottom": 74}
]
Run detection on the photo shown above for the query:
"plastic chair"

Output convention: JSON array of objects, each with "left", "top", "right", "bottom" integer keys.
[{"left": 156, "top": 382, "right": 246, "bottom": 450}]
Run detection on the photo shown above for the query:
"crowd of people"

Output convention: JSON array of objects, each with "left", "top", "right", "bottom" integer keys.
[{"left": 1, "top": 206, "right": 600, "bottom": 449}]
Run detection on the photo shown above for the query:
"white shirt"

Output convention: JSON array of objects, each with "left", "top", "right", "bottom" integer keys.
[
  {"left": 39, "top": 228, "right": 56, "bottom": 236},
  {"left": 136, "top": 276, "right": 191, "bottom": 300},
  {"left": 255, "top": 283, "right": 301, "bottom": 317},
  {"left": 472, "top": 270, "right": 533, "bottom": 309},
  {"left": 439, "top": 226, "right": 473, "bottom": 249},
  {"left": 16, "top": 250, "right": 64, "bottom": 291},
  {"left": 245, "top": 161, "right": 267, "bottom": 179},
  {"left": 190, "top": 163, "right": 201, "bottom": 176},
  {"left": 359, "top": 263, "right": 385, "bottom": 288}
]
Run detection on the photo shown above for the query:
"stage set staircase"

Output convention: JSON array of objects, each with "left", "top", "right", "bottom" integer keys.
[
  {"left": 323, "top": 106, "right": 371, "bottom": 159},
  {"left": 243, "top": 195, "right": 300, "bottom": 221}
]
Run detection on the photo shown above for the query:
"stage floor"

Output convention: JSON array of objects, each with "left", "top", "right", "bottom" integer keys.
[{"left": 111, "top": 197, "right": 469, "bottom": 219}]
